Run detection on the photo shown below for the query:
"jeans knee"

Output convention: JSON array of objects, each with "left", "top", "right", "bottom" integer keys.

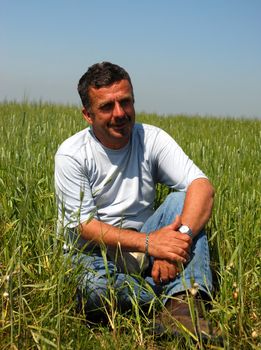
[
  {"left": 83, "top": 278, "right": 110, "bottom": 311},
  {"left": 167, "top": 191, "right": 185, "bottom": 201},
  {"left": 163, "top": 191, "right": 186, "bottom": 211}
]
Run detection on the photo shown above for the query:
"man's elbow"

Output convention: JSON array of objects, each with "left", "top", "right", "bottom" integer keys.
[
  {"left": 206, "top": 180, "right": 215, "bottom": 215},
  {"left": 192, "top": 177, "right": 215, "bottom": 209},
  {"left": 191, "top": 177, "right": 215, "bottom": 196},
  {"left": 209, "top": 181, "right": 215, "bottom": 199}
]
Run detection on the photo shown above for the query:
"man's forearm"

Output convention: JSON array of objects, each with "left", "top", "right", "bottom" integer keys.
[
  {"left": 79, "top": 217, "right": 191, "bottom": 263},
  {"left": 80, "top": 219, "right": 146, "bottom": 252},
  {"left": 180, "top": 178, "right": 215, "bottom": 237}
]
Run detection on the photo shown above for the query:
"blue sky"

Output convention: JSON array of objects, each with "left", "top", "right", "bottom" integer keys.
[{"left": 1, "top": 0, "right": 261, "bottom": 118}]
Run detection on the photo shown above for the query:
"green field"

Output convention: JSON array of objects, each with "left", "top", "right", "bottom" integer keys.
[{"left": 0, "top": 102, "right": 260, "bottom": 349}]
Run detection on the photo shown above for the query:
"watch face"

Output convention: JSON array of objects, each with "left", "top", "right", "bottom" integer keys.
[
  {"left": 179, "top": 225, "right": 189, "bottom": 233},
  {"left": 179, "top": 225, "right": 193, "bottom": 237}
]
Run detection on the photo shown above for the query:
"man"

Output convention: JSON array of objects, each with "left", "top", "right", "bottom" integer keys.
[{"left": 55, "top": 62, "right": 215, "bottom": 339}]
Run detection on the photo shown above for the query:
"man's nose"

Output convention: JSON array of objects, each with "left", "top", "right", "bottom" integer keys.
[{"left": 113, "top": 101, "right": 125, "bottom": 117}]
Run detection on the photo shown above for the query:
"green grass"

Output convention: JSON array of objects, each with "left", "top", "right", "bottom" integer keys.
[{"left": 0, "top": 102, "right": 260, "bottom": 349}]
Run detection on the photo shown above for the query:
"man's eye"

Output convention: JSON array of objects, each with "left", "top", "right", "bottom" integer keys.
[
  {"left": 120, "top": 99, "right": 132, "bottom": 108},
  {"left": 100, "top": 103, "right": 113, "bottom": 112}
]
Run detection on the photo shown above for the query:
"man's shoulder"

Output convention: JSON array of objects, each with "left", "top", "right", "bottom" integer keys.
[
  {"left": 134, "top": 123, "right": 168, "bottom": 143},
  {"left": 56, "top": 127, "right": 90, "bottom": 158}
]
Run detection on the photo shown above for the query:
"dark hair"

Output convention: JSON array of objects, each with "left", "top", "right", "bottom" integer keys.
[{"left": 78, "top": 62, "right": 134, "bottom": 110}]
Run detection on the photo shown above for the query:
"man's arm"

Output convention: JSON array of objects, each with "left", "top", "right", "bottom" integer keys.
[
  {"left": 180, "top": 177, "right": 215, "bottom": 237},
  {"left": 151, "top": 177, "right": 214, "bottom": 283},
  {"left": 79, "top": 218, "right": 191, "bottom": 263}
]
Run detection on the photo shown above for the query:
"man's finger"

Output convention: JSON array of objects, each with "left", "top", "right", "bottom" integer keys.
[{"left": 151, "top": 264, "right": 160, "bottom": 284}]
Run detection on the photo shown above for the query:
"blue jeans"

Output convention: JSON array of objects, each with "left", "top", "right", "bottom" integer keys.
[{"left": 72, "top": 192, "right": 212, "bottom": 314}]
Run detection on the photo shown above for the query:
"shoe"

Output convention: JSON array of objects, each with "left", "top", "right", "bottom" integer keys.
[{"left": 153, "top": 292, "right": 222, "bottom": 344}]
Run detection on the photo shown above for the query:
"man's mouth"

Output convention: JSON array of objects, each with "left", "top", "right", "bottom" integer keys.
[
  {"left": 109, "top": 116, "right": 131, "bottom": 129},
  {"left": 111, "top": 123, "right": 128, "bottom": 129}
]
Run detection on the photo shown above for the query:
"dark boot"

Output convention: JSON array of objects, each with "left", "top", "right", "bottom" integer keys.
[{"left": 153, "top": 292, "right": 221, "bottom": 344}]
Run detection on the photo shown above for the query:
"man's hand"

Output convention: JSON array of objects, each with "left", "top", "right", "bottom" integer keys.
[
  {"left": 148, "top": 214, "right": 192, "bottom": 263},
  {"left": 151, "top": 215, "right": 185, "bottom": 283},
  {"left": 151, "top": 258, "right": 180, "bottom": 284}
]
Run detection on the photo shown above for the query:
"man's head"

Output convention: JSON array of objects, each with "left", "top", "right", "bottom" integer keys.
[
  {"left": 78, "top": 62, "right": 135, "bottom": 150},
  {"left": 78, "top": 62, "right": 134, "bottom": 111}
]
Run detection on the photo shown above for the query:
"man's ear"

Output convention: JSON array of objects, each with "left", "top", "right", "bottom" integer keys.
[{"left": 82, "top": 108, "right": 93, "bottom": 124}]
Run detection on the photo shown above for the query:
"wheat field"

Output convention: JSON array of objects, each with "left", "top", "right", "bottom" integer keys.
[{"left": 0, "top": 102, "right": 260, "bottom": 349}]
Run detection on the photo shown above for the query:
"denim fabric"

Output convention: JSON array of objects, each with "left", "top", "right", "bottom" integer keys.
[{"left": 72, "top": 192, "right": 212, "bottom": 313}]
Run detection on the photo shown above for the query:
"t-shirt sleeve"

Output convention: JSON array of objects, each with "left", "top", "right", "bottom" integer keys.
[
  {"left": 55, "top": 154, "right": 97, "bottom": 228},
  {"left": 153, "top": 129, "right": 207, "bottom": 191}
]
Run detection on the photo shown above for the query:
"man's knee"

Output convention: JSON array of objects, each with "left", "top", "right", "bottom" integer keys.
[
  {"left": 162, "top": 191, "right": 186, "bottom": 214},
  {"left": 80, "top": 273, "right": 111, "bottom": 311},
  {"left": 165, "top": 191, "right": 186, "bottom": 203}
]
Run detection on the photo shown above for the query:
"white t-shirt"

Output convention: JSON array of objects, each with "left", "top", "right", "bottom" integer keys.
[{"left": 55, "top": 123, "right": 207, "bottom": 233}]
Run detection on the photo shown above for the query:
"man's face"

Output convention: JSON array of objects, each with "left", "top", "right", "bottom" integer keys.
[{"left": 83, "top": 79, "right": 135, "bottom": 149}]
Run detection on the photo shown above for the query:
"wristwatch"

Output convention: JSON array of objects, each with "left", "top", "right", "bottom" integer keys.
[{"left": 178, "top": 225, "right": 193, "bottom": 238}]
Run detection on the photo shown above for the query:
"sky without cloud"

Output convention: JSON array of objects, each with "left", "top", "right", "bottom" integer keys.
[{"left": 1, "top": 0, "right": 261, "bottom": 118}]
